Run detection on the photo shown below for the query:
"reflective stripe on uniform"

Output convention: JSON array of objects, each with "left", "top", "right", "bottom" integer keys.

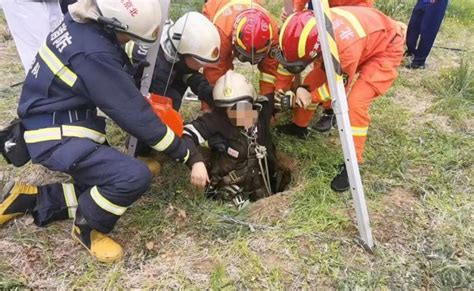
[
  {"left": 352, "top": 126, "right": 369, "bottom": 137},
  {"left": 212, "top": 0, "right": 265, "bottom": 24},
  {"left": 38, "top": 43, "right": 77, "bottom": 87},
  {"left": 24, "top": 125, "right": 105, "bottom": 144},
  {"left": 277, "top": 64, "right": 292, "bottom": 76},
  {"left": 182, "top": 149, "right": 190, "bottom": 164},
  {"left": 24, "top": 127, "right": 62, "bottom": 143},
  {"left": 318, "top": 84, "right": 331, "bottom": 102},
  {"left": 62, "top": 125, "right": 106, "bottom": 144},
  {"left": 184, "top": 124, "right": 206, "bottom": 145},
  {"left": 62, "top": 183, "right": 77, "bottom": 218},
  {"left": 125, "top": 41, "right": 135, "bottom": 60},
  {"left": 307, "top": 103, "right": 318, "bottom": 111},
  {"left": 260, "top": 72, "right": 276, "bottom": 83},
  {"left": 298, "top": 18, "right": 317, "bottom": 59},
  {"left": 332, "top": 8, "right": 367, "bottom": 38},
  {"left": 152, "top": 126, "right": 175, "bottom": 151},
  {"left": 90, "top": 186, "right": 127, "bottom": 216}
]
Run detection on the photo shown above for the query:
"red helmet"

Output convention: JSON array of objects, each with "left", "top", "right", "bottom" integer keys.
[
  {"left": 277, "top": 11, "right": 320, "bottom": 74},
  {"left": 233, "top": 9, "right": 274, "bottom": 64}
]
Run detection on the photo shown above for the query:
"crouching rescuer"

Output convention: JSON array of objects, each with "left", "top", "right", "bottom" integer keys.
[
  {"left": 183, "top": 71, "right": 291, "bottom": 209},
  {"left": 275, "top": 8, "right": 405, "bottom": 192},
  {"left": 0, "top": 0, "right": 199, "bottom": 263}
]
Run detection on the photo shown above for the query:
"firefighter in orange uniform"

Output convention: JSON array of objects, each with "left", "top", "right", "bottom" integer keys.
[
  {"left": 293, "top": 0, "right": 374, "bottom": 12},
  {"left": 275, "top": 8, "right": 405, "bottom": 191},
  {"left": 203, "top": 0, "right": 292, "bottom": 99}
]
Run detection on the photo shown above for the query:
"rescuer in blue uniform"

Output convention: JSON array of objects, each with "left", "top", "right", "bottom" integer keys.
[
  {"left": 0, "top": 0, "right": 207, "bottom": 263},
  {"left": 405, "top": 0, "right": 449, "bottom": 69}
]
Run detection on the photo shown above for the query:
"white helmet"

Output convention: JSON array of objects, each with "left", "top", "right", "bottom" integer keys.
[
  {"left": 96, "top": 0, "right": 162, "bottom": 43},
  {"left": 213, "top": 70, "right": 257, "bottom": 107},
  {"left": 161, "top": 12, "right": 220, "bottom": 64}
]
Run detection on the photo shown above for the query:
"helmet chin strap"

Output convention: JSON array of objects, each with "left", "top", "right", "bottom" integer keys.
[
  {"left": 161, "top": 21, "right": 181, "bottom": 64},
  {"left": 163, "top": 13, "right": 191, "bottom": 97}
]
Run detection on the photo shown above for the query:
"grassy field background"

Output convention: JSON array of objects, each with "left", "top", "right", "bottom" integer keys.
[{"left": 0, "top": 0, "right": 473, "bottom": 288}]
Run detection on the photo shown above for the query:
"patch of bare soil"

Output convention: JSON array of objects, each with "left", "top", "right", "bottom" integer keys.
[
  {"left": 370, "top": 187, "right": 424, "bottom": 246},
  {"left": 247, "top": 192, "right": 292, "bottom": 224}
]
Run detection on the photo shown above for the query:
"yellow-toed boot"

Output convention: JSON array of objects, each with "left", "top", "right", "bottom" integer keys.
[
  {"left": 138, "top": 156, "right": 161, "bottom": 176},
  {"left": 0, "top": 181, "right": 38, "bottom": 225},
  {"left": 71, "top": 210, "right": 123, "bottom": 263}
]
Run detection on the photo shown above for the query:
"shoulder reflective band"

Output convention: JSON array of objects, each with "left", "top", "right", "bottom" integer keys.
[
  {"left": 62, "top": 183, "right": 78, "bottom": 218},
  {"left": 260, "top": 72, "right": 277, "bottom": 83},
  {"left": 39, "top": 43, "right": 78, "bottom": 87},
  {"left": 24, "top": 127, "right": 62, "bottom": 143},
  {"left": 298, "top": 18, "right": 317, "bottom": 59},
  {"left": 24, "top": 126, "right": 106, "bottom": 144},
  {"left": 152, "top": 126, "right": 175, "bottom": 151},
  {"left": 331, "top": 8, "right": 367, "bottom": 38},
  {"left": 62, "top": 125, "right": 106, "bottom": 144},
  {"left": 90, "top": 186, "right": 127, "bottom": 216},
  {"left": 212, "top": 0, "right": 265, "bottom": 24},
  {"left": 125, "top": 41, "right": 135, "bottom": 60},
  {"left": 351, "top": 126, "right": 368, "bottom": 137}
]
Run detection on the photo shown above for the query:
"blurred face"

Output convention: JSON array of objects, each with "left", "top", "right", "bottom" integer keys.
[{"left": 226, "top": 102, "right": 259, "bottom": 130}]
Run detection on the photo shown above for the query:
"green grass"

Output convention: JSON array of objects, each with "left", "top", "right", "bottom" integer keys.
[{"left": 425, "top": 56, "right": 474, "bottom": 123}]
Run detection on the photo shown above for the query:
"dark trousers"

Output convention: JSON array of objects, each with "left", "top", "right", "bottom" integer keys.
[
  {"left": 28, "top": 137, "right": 151, "bottom": 233},
  {"left": 406, "top": 0, "right": 449, "bottom": 66}
]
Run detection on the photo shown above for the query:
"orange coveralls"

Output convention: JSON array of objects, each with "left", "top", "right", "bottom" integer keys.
[
  {"left": 293, "top": 7, "right": 404, "bottom": 162},
  {"left": 203, "top": 0, "right": 292, "bottom": 95},
  {"left": 293, "top": 0, "right": 374, "bottom": 11}
]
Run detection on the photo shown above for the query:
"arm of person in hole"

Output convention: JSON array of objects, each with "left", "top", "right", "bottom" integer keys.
[
  {"left": 182, "top": 113, "right": 226, "bottom": 188},
  {"left": 73, "top": 52, "right": 190, "bottom": 164}
]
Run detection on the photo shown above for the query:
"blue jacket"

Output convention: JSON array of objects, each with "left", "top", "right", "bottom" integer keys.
[{"left": 18, "top": 14, "right": 190, "bottom": 163}]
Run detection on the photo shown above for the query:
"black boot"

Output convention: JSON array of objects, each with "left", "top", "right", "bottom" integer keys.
[
  {"left": 72, "top": 209, "right": 123, "bottom": 263},
  {"left": 405, "top": 62, "right": 426, "bottom": 70},
  {"left": 276, "top": 123, "right": 310, "bottom": 140},
  {"left": 330, "top": 163, "right": 350, "bottom": 192},
  {"left": 311, "top": 109, "right": 336, "bottom": 133}
]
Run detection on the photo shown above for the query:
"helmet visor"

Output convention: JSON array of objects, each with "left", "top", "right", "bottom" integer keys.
[
  {"left": 234, "top": 45, "right": 267, "bottom": 65},
  {"left": 274, "top": 48, "right": 314, "bottom": 74}
]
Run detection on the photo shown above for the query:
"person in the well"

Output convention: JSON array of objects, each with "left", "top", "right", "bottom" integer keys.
[
  {"left": 184, "top": 71, "right": 291, "bottom": 209},
  {"left": 275, "top": 8, "right": 405, "bottom": 192},
  {"left": 0, "top": 0, "right": 207, "bottom": 263}
]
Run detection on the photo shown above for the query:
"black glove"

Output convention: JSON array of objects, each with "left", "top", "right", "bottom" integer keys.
[
  {"left": 274, "top": 89, "right": 296, "bottom": 111},
  {"left": 185, "top": 73, "right": 206, "bottom": 93}
]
